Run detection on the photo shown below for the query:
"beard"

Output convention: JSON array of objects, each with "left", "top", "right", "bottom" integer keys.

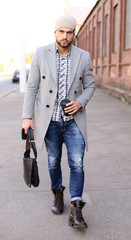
[{"left": 56, "top": 39, "right": 72, "bottom": 48}]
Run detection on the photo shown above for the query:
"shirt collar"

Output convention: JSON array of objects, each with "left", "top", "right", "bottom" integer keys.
[{"left": 55, "top": 43, "right": 72, "bottom": 57}]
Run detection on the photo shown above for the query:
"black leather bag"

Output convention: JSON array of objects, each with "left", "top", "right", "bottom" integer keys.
[{"left": 22, "top": 128, "right": 40, "bottom": 188}]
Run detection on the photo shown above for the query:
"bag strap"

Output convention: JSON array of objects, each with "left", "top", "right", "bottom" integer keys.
[{"left": 26, "top": 128, "right": 37, "bottom": 159}]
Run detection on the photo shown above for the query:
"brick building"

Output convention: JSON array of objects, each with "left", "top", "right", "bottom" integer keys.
[{"left": 76, "top": 0, "right": 131, "bottom": 101}]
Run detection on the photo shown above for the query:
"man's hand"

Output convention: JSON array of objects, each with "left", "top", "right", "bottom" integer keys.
[
  {"left": 22, "top": 119, "right": 34, "bottom": 134},
  {"left": 64, "top": 101, "right": 82, "bottom": 115}
]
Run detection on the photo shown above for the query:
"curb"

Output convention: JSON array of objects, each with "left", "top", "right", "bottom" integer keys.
[
  {"left": 96, "top": 82, "right": 131, "bottom": 103},
  {"left": 0, "top": 86, "right": 19, "bottom": 98}
]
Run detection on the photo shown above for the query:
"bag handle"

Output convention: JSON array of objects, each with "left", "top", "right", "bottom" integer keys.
[{"left": 25, "top": 128, "right": 37, "bottom": 159}]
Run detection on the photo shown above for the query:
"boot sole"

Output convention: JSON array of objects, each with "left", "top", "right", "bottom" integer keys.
[{"left": 69, "top": 220, "right": 88, "bottom": 229}]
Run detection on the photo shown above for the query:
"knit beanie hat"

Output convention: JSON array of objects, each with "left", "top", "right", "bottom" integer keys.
[{"left": 54, "top": 14, "right": 77, "bottom": 32}]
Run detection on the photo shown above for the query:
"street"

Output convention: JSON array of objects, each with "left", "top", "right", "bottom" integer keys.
[
  {"left": 0, "top": 88, "right": 131, "bottom": 240},
  {"left": 0, "top": 75, "right": 19, "bottom": 97}
]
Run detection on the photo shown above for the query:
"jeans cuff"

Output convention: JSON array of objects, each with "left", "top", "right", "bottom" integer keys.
[{"left": 71, "top": 197, "right": 83, "bottom": 201}]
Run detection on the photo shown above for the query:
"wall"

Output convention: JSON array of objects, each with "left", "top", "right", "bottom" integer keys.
[{"left": 77, "top": 0, "right": 131, "bottom": 99}]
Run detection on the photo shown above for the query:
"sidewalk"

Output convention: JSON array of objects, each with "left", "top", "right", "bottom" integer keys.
[{"left": 0, "top": 89, "right": 131, "bottom": 240}]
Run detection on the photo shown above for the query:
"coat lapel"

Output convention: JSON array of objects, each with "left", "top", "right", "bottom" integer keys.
[
  {"left": 68, "top": 45, "right": 81, "bottom": 91},
  {"left": 45, "top": 43, "right": 57, "bottom": 85},
  {"left": 44, "top": 43, "right": 81, "bottom": 88}
]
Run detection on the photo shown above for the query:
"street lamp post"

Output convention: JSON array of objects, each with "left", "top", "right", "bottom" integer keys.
[{"left": 20, "top": 37, "right": 26, "bottom": 93}]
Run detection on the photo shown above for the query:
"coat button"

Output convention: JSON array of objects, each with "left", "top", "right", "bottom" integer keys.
[
  {"left": 79, "top": 77, "right": 82, "bottom": 80},
  {"left": 42, "top": 76, "right": 46, "bottom": 79},
  {"left": 49, "top": 90, "right": 53, "bottom": 93},
  {"left": 46, "top": 105, "right": 50, "bottom": 108},
  {"left": 74, "top": 91, "right": 77, "bottom": 94}
]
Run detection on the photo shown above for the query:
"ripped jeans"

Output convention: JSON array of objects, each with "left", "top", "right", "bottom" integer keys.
[{"left": 44, "top": 118, "right": 85, "bottom": 200}]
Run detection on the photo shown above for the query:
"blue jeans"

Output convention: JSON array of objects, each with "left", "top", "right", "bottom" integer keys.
[{"left": 44, "top": 118, "right": 85, "bottom": 200}]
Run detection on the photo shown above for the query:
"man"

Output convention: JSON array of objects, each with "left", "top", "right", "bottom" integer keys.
[{"left": 22, "top": 14, "right": 95, "bottom": 229}]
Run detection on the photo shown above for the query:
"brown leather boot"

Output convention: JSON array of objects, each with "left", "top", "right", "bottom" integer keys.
[
  {"left": 52, "top": 186, "right": 65, "bottom": 215},
  {"left": 69, "top": 200, "right": 88, "bottom": 228}
]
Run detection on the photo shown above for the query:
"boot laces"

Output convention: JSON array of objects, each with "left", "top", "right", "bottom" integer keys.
[
  {"left": 54, "top": 191, "right": 63, "bottom": 204},
  {"left": 76, "top": 207, "right": 84, "bottom": 221}
]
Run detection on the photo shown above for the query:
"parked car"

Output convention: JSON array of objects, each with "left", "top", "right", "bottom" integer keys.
[
  {"left": 12, "top": 68, "right": 30, "bottom": 83},
  {"left": 12, "top": 70, "right": 20, "bottom": 83}
]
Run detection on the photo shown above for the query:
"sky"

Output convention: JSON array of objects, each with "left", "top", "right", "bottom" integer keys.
[{"left": 0, "top": 0, "right": 97, "bottom": 57}]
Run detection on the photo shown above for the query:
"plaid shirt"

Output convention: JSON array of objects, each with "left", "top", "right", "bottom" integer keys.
[{"left": 52, "top": 46, "right": 73, "bottom": 122}]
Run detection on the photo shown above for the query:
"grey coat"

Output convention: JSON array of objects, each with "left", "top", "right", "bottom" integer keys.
[{"left": 22, "top": 42, "right": 95, "bottom": 150}]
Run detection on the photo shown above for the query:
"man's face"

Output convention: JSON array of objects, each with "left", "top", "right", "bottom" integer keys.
[{"left": 55, "top": 27, "right": 75, "bottom": 48}]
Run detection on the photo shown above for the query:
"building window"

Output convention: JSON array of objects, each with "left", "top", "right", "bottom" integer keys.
[
  {"left": 93, "top": 27, "right": 96, "bottom": 58},
  {"left": 87, "top": 30, "right": 89, "bottom": 52},
  {"left": 89, "top": 30, "right": 92, "bottom": 53},
  {"left": 84, "top": 28, "right": 87, "bottom": 51},
  {"left": 98, "top": 22, "right": 102, "bottom": 57},
  {"left": 114, "top": 5, "right": 118, "bottom": 52},
  {"left": 104, "top": 15, "right": 109, "bottom": 56},
  {"left": 125, "top": 0, "right": 131, "bottom": 49}
]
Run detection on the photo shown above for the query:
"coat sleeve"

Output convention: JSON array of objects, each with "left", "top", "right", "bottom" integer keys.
[
  {"left": 76, "top": 53, "right": 95, "bottom": 108},
  {"left": 22, "top": 49, "right": 40, "bottom": 119}
]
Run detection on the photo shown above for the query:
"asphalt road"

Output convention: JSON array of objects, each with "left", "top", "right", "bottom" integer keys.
[
  {"left": 0, "top": 75, "right": 19, "bottom": 97},
  {"left": 0, "top": 88, "right": 131, "bottom": 240}
]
